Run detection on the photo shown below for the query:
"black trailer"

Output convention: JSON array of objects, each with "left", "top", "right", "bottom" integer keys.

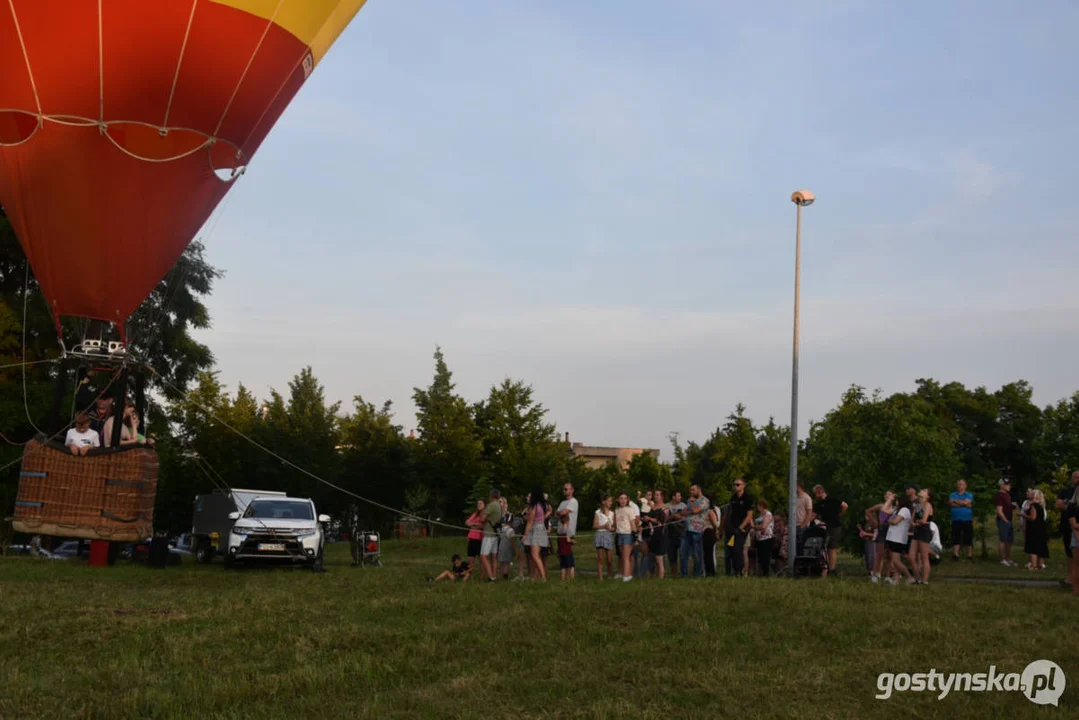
[{"left": 191, "top": 488, "right": 287, "bottom": 563}]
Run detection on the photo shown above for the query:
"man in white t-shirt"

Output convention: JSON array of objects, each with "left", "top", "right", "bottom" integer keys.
[
  {"left": 556, "top": 483, "right": 579, "bottom": 537},
  {"left": 555, "top": 483, "right": 580, "bottom": 579},
  {"left": 65, "top": 412, "right": 100, "bottom": 456}
]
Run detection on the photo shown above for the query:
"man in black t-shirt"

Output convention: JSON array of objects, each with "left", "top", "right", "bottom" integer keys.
[
  {"left": 725, "top": 479, "right": 755, "bottom": 576},
  {"left": 812, "top": 485, "right": 848, "bottom": 575}
]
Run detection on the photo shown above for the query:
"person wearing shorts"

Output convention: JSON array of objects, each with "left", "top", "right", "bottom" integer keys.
[
  {"left": 479, "top": 489, "right": 504, "bottom": 581},
  {"left": 883, "top": 497, "right": 915, "bottom": 584},
  {"left": 465, "top": 498, "right": 485, "bottom": 568},
  {"left": 644, "top": 489, "right": 669, "bottom": 579},
  {"left": 557, "top": 535, "right": 576, "bottom": 579},
  {"left": 865, "top": 490, "right": 896, "bottom": 582},
  {"left": 593, "top": 495, "right": 615, "bottom": 579},
  {"left": 812, "top": 485, "right": 847, "bottom": 576},
  {"left": 614, "top": 492, "right": 639, "bottom": 582},
  {"left": 949, "top": 479, "right": 975, "bottom": 561},
  {"left": 524, "top": 488, "right": 551, "bottom": 582},
  {"left": 432, "top": 554, "right": 471, "bottom": 582}
]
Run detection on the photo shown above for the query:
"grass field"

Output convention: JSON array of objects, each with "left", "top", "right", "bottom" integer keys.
[{"left": 1, "top": 538, "right": 1075, "bottom": 719}]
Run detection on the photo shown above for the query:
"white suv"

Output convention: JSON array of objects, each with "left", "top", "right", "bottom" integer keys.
[{"left": 225, "top": 496, "right": 329, "bottom": 570}]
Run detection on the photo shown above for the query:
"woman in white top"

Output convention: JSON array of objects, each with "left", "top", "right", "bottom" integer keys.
[
  {"left": 593, "top": 495, "right": 615, "bottom": 580},
  {"left": 613, "top": 492, "right": 639, "bottom": 582},
  {"left": 883, "top": 496, "right": 916, "bottom": 584}
]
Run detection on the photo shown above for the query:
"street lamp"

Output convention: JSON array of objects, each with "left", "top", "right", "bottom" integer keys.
[{"left": 787, "top": 189, "right": 814, "bottom": 576}]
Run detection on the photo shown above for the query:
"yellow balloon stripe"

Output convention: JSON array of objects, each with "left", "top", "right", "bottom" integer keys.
[{"left": 209, "top": 0, "right": 367, "bottom": 65}]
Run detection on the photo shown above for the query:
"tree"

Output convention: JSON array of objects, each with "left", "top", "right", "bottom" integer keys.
[
  {"left": 1037, "top": 392, "right": 1079, "bottom": 480},
  {"left": 990, "top": 381, "right": 1042, "bottom": 489},
  {"left": 667, "top": 432, "right": 694, "bottom": 497},
  {"left": 687, "top": 405, "right": 760, "bottom": 500},
  {"left": 751, "top": 418, "right": 792, "bottom": 515},
  {"left": 804, "top": 385, "right": 961, "bottom": 551},
  {"left": 338, "top": 396, "right": 415, "bottom": 529},
  {"left": 156, "top": 371, "right": 267, "bottom": 532},
  {"left": 126, "top": 240, "right": 221, "bottom": 408},
  {"left": 473, "top": 378, "right": 564, "bottom": 502},
  {"left": 257, "top": 367, "right": 342, "bottom": 514},
  {"left": 625, "top": 451, "right": 672, "bottom": 496},
  {"left": 575, "top": 459, "right": 625, "bottom": 514},
  {"left": 412, "top": 347, "right": 483, "bottom": 519}
]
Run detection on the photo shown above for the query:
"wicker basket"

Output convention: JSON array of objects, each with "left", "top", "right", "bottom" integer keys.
[{"left": 12, "top": 438, "right": 158, "bottom": 542}]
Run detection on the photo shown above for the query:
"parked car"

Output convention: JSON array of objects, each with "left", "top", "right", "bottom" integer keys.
[
  {"left": 225, "top": 496, "right": 330, "bottom": 570},
  {"left": 51, "top": 540, "right": 84, "bottom": 558},
  {"left": 191, "top": 488, "right": 289, "bottom": 563}
]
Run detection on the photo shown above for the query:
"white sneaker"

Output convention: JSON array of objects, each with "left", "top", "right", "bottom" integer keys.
[
  {"left": 1000, "top": 560, "right": 1010, "bottom": 566},
  {"left": 883, "top": 577, "right": 897, "bottom": 585},
  {"left": 906, "top": 577, "right": 917, "bottom": 585},
  {"left": 622, "top": 576, "right": 632, "bottom": 582},
  {"left": 870, "top": 574, "right": 879, "bottom": 583},
  {"left": 614, "top": 574, "right": 623, "bottom": 580}
]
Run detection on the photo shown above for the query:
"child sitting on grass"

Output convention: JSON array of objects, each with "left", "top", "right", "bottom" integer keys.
[{"left": 431, "top": 554, "right": 471, "bottom": 582}]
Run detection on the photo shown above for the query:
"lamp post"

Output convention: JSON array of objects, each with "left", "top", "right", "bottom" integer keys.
[{"left": 787, "top": 189, "right": 814, "bottom": 576}]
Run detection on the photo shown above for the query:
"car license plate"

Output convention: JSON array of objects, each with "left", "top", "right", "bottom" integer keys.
[{"left": 258, "top": 543, "right": 285, "bottom": 552}]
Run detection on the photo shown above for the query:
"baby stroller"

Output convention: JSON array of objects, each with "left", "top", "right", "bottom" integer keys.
[
  {"left": 351, "top": 531, "right": 382, "bottom": 567},
  {"left": 777, "top": 522, "right": 829, "bottom": 578}
]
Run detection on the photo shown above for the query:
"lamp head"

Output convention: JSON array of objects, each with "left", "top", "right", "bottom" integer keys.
[{"left": 791, "top": 189, "right": 815, "bottom": 207}]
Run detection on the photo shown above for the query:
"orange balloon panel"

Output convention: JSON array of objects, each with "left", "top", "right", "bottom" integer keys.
[{"left": 0, "top": 0, "right": 366, "bottom": 327}]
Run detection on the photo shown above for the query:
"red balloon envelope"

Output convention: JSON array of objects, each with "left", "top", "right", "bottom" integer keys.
[{"left": 0, "top": 0, "right": 367, "bottom": 334}]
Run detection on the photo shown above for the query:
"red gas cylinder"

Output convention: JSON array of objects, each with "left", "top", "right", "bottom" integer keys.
[{"left": 88, "top": 540, "right": 110, "bottom": 567}]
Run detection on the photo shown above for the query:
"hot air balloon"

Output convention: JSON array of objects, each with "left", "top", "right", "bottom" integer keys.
[{"left": 3, "top": 0, "right": 368, "bottom": 550}]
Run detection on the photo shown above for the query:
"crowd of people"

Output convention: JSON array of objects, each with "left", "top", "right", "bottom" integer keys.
[{"left": 433, "top": 471, "right": 1079, "bottom": 595}]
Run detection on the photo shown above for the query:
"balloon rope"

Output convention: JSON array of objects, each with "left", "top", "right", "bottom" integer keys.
[
  {"left": 6, "top": 0, "right": 42, "bottom": 119},
  {"left": 240, "top": 45, "right": 309, "bottom": 151},
  {"left": 21, "top": 262, "right": 47, "bottom": 436},
  {"left": 163, "top": 0, "right": 199, "bottom": 128},
  {"left": 97, "top": 0, "right": 104, "bottom": 123},
  {"left": 101, "top": 130, "right": 212, "bottom": 163},
  {"left": 1, "top": 358, "right": 58, "bottom": 372},
  {"left": 213, "top": 0, "right": 285, "bottom": 137}
]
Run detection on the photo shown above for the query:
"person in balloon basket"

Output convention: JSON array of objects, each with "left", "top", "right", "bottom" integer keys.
[
  {"left": 65, "top": 412, "right": 100, "bottom": 455},
  {"left": 88, "top": 396, "right": 112, "bottom": 436},
  {"left": 102, "top": 399, "right": 153, "bottom": 447}
]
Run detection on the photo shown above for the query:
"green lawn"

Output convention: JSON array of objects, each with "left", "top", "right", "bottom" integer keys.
[{"left": 0, "top": 538, "right": 1075, "bottom": 719}]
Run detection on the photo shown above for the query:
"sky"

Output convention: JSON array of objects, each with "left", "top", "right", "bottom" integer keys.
[{"left": 193, "top": 0, "right": 1079, "bottom": 458}]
